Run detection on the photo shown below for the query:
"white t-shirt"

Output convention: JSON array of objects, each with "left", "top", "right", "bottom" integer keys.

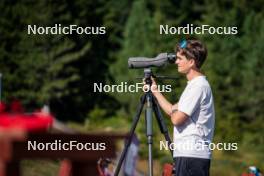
[{"left": 173, "top": 76, "right": 215, "bottom": 159}]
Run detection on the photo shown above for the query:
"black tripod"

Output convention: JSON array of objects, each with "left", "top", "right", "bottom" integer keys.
[{"left": 114, "top": 68, "right": 173, "bottom": 176}]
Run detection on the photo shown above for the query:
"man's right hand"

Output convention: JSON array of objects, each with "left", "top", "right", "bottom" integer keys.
[
  {"left": 142, "top": 77, "right": 158, "bottom": 93},
  {"left": 150, "top": 77, "right": 158, "bottom": 92}
]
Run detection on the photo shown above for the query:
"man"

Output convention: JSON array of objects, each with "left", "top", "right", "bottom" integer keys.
[{"left": 150, "top": 39, "right": 215, "bottom": 176}]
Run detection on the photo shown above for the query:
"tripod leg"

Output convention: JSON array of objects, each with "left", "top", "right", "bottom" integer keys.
[
  {"left": 145, "top": 92, "right": 153, "bottom": 176},
  {"left": 114, "top": 94, "right": 146, "bottom": 176},
  {"left": 152, "top": 95, "right": 174, "bottom": 157}
]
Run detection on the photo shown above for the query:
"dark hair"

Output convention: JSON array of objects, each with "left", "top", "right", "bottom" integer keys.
[{"left": 175, "top": 39, "right": 207, "bottom": 68}]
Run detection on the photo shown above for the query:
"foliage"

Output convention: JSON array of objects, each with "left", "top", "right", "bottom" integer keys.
[{"left": 0, "top": 0, "right": 263, "bottom": 175}]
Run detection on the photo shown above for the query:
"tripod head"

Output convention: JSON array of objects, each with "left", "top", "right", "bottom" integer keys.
[
  {"left": 144, "top": 68, "right": 153, "bottom": 86},
  {"left": 143, "top": 68, "right": 179, "bottom": 85}
]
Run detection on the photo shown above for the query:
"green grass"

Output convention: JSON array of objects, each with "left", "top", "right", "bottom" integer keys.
[
  {"left": 210, "top": 144, "right": 264, "bottom": 176},
  {"left": 22, "top": 160, "right": 60, "bottom": 176},
  {"left": 21, "top": 118, "right": 263, "bottom": 176}
]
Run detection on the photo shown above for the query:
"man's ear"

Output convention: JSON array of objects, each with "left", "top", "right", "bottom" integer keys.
[{"left": 190, "top": 59, "right": 196, "bottom": 67}]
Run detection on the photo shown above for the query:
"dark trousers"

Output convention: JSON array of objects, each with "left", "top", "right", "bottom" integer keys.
[{"left": 173, "top": 157, "right": 211, "bottom": 176}]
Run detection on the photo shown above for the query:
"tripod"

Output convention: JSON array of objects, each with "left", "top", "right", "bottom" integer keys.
[{"left": 114, "top": 68, "right": 173, "bottom": 176}]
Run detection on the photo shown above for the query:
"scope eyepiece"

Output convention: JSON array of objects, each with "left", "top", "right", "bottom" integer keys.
[{"left": 167, "top": 53, "right": 176, "bottom": 63}]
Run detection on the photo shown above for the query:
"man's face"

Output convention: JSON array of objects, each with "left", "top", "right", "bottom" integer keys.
[{"left": 175, "top": 52, "right": 194, "bottom": 74}]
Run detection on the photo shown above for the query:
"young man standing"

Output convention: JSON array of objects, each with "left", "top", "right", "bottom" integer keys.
[{"left": 151, "top": 39, "right": 215, "bottom": 176}]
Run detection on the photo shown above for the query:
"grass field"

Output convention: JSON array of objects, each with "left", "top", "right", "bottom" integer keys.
[
  {"left": 21, "top": 139, "right": 263, "bottom": 176},
  {"left": 21, "top": 118, "right": 263, "bottom": 176}
]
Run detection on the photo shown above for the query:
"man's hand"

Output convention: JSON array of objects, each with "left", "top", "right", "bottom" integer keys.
[
  {"left": 142, "top": 77, "right": 158, "bottom": 93},
  {"left": 150, "top": 77, "right": 158, "bottom": 92}
]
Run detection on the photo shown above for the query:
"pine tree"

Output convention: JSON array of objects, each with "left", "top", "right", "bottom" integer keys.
[
  {"left": 201, "top": 0, "right": 264, "bottom": 143},
  {"left": 109, "top": 0, "right": 156, "bottom": 115},
  {"left": 0, "top": 1, "right": 118, "bottom": 120}
]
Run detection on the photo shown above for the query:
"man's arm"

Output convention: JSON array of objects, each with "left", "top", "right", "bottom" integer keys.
[
  {"left": 170, "top": 110, "right": 189, "bottom": 126},
  {"left": 152, "top": 90, "right": 173, "bottom": 115},
  {"left": 151, "top": 79, "right": 188, "bottom": 126}
]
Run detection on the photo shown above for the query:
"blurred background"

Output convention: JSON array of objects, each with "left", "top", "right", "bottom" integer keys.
[{"left": 0, "top": 0, "right": 263, "bottom": 175}]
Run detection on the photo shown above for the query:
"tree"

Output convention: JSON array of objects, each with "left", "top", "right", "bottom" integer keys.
[
  {"left": 109, "top": 0, "right": 156, "bottom": 115},
  {"left": 201, "top": 0, "right": 264, "bottom": 143},
  {"left": 0, "top": 0, "right": 119, "bottom": 120}
]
